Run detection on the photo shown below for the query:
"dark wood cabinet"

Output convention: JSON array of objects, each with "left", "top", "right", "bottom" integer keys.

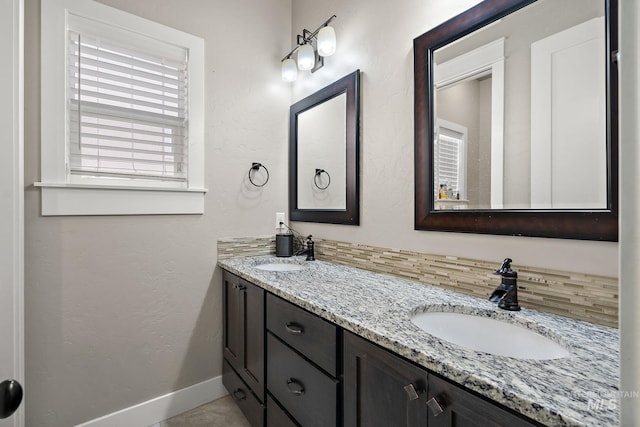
[
  {"left": 223, "top": 271, "right": 265, "bottom": 426},
  {"left": 266, "top": 293, "right": 337, "bottom": 376},
  {"left": 427, "top": 374, "right": 538, "bottom": 427},
  {"left": 267, "top": 333, "right": 338, "bottom": 427},
  {"left": 223, "top": 360, "right": 265, "bottom": 427},
  {"left": 266, "top": 395, "right": 298, "bottom": 427},
  {"left": 344, "top": 331, "right": 430, "bottom": 427},
  {"left": 222, "top": 270, "right": 541, "bottom": 427},
  {"left": 266, "top": 294, "right": 340, "bottom": 426},
  {"left": 344, "top": 331, "right": 540, "bottom": 427}
]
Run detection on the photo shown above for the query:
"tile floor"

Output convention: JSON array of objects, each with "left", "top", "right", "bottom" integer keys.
[{"left": 150, "top": 395, "right": 250, "bottom": 427}]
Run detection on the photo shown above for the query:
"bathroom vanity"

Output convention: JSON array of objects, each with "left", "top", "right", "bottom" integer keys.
[{"left": 219, "top": 256, "right": 619, "bottom": 427}]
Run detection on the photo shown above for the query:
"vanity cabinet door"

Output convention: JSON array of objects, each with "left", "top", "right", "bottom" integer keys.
[
  {"left": 343, "top": 331, "right": 429, "bottom": 427},
  {"left": 223, "top": 271, "right": 265, "bottom": 402},
  {"left": 427, "top": 374, "right": 540, "bottom": 427}
]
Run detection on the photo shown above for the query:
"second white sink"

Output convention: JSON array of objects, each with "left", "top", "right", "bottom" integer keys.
[
  {"left": 411, "top": 311, "right": 570, "bottom": 360},
  {"left": 255, "top": 263, "right": 306, "bottom": 272}
]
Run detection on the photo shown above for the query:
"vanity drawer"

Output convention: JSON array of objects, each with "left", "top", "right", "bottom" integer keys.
[
  {"left": 223, "top": 359, "right": 265, "bottom": 427},
  {"left": 266, "top": 293, "right": 337, "bottom": 376},
  {"left": 267, "top": 333, "right": 338, "bottom": 427},
  {"left": 266, "top": 394, "right": 298, "bottom": 427}
]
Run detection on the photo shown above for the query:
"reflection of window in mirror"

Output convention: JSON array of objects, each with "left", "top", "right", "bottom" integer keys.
[
  {"left": 434, "top": 120, "right": 467, "bottom": 209},
  {"left": 434, "top": 39, "right": 504, "bottom": 210}
]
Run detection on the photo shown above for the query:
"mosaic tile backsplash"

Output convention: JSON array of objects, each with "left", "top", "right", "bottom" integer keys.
[{"left": 217, "top": 237, "right": 618, "bottom": 327}]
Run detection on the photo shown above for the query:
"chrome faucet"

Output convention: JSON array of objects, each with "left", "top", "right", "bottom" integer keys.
[
  {"left": 296, "top": 235, "right": 315, "bottom": 261},
  {"left": 489, "top": 258, "right": 521, "bottom": 311}
]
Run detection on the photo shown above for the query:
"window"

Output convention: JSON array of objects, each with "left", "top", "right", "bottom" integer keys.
[
  {"left": 38, "top": 0, "right": 205, "bottom": 215},
  {"left": 434, "top": 119, "right": 467, "bottom": 200}
]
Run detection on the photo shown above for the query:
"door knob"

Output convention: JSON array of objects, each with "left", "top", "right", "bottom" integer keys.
[{"left": 0, "top": 379, "right": 23, "bottom": 419}]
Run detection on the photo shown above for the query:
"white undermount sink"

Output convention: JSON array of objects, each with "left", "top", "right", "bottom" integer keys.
[
  {"left": 411, "top": 311, "right": 570, "bottom": 360},
  {"left": 255, "top": 263, "right": 306, "bottom": 272}
]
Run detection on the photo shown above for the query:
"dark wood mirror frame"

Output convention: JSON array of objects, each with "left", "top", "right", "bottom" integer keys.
[
  {"left": 289, "top": 70, "right": 360, "bottom": 225},
  {"left": 414, "top": 0, "right": 618, "bottom": 241}
]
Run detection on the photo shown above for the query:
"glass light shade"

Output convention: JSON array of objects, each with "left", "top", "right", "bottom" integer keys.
[
  {"left": 297, "top": 43, "right": 315, "bottom": 70},
  {"left": 317, "top": 26, "right": 336, "bottom": 57},
  {"left": 281, "top": 58, "right": 298, "bottom": 82}
]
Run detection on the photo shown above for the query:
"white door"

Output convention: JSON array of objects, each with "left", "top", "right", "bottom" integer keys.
[
  {"left": 0, "top": 0, "right": 24, "bottom": 426},
  {"left": 530, "top": 17, "right": 607, "bottom": 209}
]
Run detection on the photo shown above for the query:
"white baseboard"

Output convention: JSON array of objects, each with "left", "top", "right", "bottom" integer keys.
[{"left": 75, "top": 376, "right": 227, "bottom": 427}]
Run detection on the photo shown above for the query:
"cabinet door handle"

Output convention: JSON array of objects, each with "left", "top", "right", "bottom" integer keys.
[
  {"left": 285, "top": 322, "right": 304, "bottom": 335},
  {"left": 286, "top": 378, "right": 305, "bottom": 396},
  {"left": 403, "top": 383, "right": 420, "bottom": 401},
  {"left": 232, "top": 388, "right": 247, "bottom": 401},
  {"left": 426, "top": 396, "right": 445, "bottom": 416}
]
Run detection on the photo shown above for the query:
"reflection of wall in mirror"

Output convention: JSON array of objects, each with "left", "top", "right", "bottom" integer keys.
[
  {"left": 437, "top": 78, "right": 492, "bottom": 209},
  {"left": 297, "top": 93, "right": 347, "bottom": 209},
  {"left": 433, "top": 0, "right": 604, "bottom": 208}
]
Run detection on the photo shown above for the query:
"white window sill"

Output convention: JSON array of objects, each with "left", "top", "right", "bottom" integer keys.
[{"left": 34, "top": 183, "right": 207, "bottom": 216}]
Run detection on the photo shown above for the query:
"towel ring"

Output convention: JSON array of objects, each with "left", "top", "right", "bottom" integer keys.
[
  {"left": 314, "top": 168, "right": 331, "bottom": 190},
  {"left": 249, "top": 162, "right": 269, "bottom": 187}
]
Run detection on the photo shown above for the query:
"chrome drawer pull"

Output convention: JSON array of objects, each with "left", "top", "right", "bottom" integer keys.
[
  {"left": 285, "top": 322, "right": 304, "bottom": 335},
  {"left": 403, "top": 383, "right": 420, "bottom": 401},
  {"left": 232, "top": 388, "right": 247, "bottom": 401},
  {"left": 426, "top": 396, "right": 445, "bottom": 416},
  {"left": 286, "top": 378, "right": 305, "bottom": 395}
]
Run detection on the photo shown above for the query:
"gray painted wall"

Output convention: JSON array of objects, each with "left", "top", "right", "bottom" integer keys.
[{"left": 24, "top": 0, "right": 290, "bottom": 425}]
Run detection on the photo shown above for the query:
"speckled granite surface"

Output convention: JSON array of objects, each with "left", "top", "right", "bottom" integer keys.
[{"left": 218, "top": 255, "right": 619, "bottom": 427}]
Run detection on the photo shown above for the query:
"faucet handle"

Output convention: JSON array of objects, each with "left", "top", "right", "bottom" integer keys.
[{"left": 495, "top": 258, "right": 516, "bottom": 277}]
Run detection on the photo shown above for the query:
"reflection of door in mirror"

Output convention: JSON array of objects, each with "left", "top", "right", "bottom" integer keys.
[
  {"left": 297, "top": 93, "right": 347, "bottom": 209},
  {"left": 530, "top": 17, "right": 606, "bottom": 209}
]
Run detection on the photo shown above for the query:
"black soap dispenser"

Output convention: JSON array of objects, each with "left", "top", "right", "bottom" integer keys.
[{"left": 275, "top": 222, "right": 293, "bottom": 257}]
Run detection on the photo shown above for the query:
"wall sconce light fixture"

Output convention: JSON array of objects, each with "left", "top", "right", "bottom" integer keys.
[{"left": 281, "top": 15, "right": 337, "bottom": 82}]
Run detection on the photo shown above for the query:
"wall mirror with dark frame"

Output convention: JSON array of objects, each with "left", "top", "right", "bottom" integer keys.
[
  {"left": 414, "top": 0, "right": 618, "bottom": 241},
  {"left": 289, "top": 70, "right": 360, "bottom": 225}
]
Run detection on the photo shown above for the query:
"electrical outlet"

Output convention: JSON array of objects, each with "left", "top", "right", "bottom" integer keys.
[{"left": 275, "top": 212, "right": 286, "bottom": 229}]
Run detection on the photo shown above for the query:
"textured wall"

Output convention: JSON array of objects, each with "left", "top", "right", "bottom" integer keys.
[
  {"left": 289, "top": 0, "right": 618, "bottom": 278},
  {"left": 23, "top": 0, "right": 291, "bottom": 425}
]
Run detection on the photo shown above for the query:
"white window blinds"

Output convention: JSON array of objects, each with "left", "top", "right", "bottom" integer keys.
[
  {"left": 435, "top": 126, "right": 463, "bottom": 194},
  {"left": 67, "top": 23, "right": 189, "bottom": 182}
]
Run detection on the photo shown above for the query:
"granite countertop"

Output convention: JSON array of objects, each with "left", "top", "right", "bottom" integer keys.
[{"left": 218, "top": 255, "right": 619, "bottom": 427}]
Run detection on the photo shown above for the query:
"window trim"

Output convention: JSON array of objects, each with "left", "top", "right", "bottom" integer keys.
[{"left": 38, "top": 0, "right": 206, "bottom": 215}]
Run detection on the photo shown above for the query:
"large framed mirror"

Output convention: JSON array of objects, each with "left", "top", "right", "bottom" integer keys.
[
  {"left": 414, "top": 0, "right": 618, "bottom": 241},
  {"left": 289, "top": 70, "right": 360, "bottom": 225}
]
